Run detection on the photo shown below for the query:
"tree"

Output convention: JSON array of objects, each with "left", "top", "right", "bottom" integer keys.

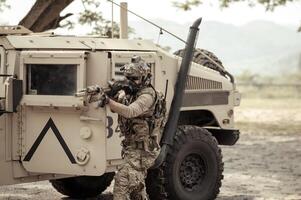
[
  {"left": 77, "top": 0, "right": 124, "bottom": 37},
  {"left": 173, "top": 0, "right": 301, "bottom": 32},
  {"left": 19, "top": 0, "right": 74, "bottom": 32},
  {"left": 0, "top": 0, "right": 9, "bottom": 11},
  {"left": 0, "top": 0, "right": 299, "bottom": 33},
  {"left": 173, "top": 0, "right": 301, "bottom": 31},
  {"left": 0, "top": 0, "right": 126, "bottom": 37},
  {"left": 173, "top": 0, "right": 295, "bottom": 11}
]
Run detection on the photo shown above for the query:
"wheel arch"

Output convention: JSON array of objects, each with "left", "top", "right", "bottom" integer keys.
[
  {"left": 178, "top": 109, "right": 220, "bottom": 128},
  {"left": 178, "top": 109, "right": 239, "bottom": 146}
]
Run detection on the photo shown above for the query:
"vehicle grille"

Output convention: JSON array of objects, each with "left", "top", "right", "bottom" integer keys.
[{"left": 185, "top": 75, "right": 222, "bottom": 90}]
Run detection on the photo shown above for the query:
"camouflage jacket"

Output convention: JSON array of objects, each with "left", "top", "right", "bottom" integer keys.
[{"left": 109, "top": 86, "right": 163, "bottom": 151}]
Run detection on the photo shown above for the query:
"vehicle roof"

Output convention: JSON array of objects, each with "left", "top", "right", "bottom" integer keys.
[{"left": 1, "top": 35, "right": 159, "bottom": 51}]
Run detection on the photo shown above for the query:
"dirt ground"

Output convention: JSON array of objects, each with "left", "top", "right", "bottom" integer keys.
[
  {"left": 0, "top": 98, "right": 300, "bottom": 200},
  {"left": 218, "top": 98, "right": 301, "bottom": 200}
]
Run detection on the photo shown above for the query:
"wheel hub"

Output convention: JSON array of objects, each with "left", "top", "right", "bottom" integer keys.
[{"left": 179, "top": 153, "right": 206, "bottom": 191}]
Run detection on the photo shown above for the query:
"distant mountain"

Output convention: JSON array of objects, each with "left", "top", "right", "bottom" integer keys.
[{"left": 129, "top": 19, "right": 301, "bottom": 75}]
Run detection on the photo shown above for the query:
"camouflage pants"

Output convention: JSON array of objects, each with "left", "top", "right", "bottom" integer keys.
[{"left": 113, "top": 148, "right": 159, "bottom": 200}]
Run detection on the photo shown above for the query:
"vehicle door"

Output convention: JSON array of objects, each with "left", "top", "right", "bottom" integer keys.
[{"left": 19, "top": 51, "right": 107, "bottom": 176}]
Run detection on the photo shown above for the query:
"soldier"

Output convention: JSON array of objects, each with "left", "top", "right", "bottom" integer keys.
[{"left": 100, "top": 55, "right": 165, "bottom": 200}]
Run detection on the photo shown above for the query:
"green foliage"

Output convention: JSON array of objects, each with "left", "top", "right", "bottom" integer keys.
[
  {"left": 172, "top": 0, "right": 202, "bottom": 11},
  {"left": 237, "top": 71, "right": 301, "bottom": 99},
  {"left": 78, "top": 0, "right": 110, "bottom": 36},
  {"left": 282, "top": 71, "right": 301, "bottom": 84},
  {"left": 63, "top": 0, "right": 133, "bottom": 38},
  {"left": 237, "top": 70, "right": 301, "bottom": 85},
  {"left": 173, "top": 0, "right": 300, "bottom": 31},
  {"left": 1, "top": 0, "right": 132, "bottom": 37},
  {"left": 79, "top": 10, "right": 103, "bottom": 25},
  {"left": 0, "top": 0, "right": 10, "bottom": 12},
  {"left": 236, "top": 70, "right": 258, "bottom": 84},
  {"left": 91, "top": 20, "right": 120, "bottom": 38},
  {"left": 239, "top": 84, "right": 301, "bottom": 99},
  {"left": 221, "top": 0, "right": 295, "bottom": 11},
  {"left": 173, "top": 0, "right": 295, "bottom": 11}
]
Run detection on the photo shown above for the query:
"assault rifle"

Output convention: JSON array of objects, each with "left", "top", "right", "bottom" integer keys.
[{"left": 75, "top": 79, "right": 137, "bottom": 104}]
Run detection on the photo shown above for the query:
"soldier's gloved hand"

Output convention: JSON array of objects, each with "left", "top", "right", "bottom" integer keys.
[
  {"left": 98, "top": 94, "right": 110, "bottom": 108},
  {"left": 116, "top": 90, "right": 126, "bottom": 102}
]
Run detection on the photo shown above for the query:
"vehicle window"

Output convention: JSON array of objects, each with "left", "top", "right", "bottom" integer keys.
[
  {"left": 26, "top": 64, "right": 77, "bottom": 96},
  {"left": 114, "top": 63, "right": 126, "bottom": 80}
]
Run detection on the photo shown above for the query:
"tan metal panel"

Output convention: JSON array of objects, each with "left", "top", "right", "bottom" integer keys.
[
  {"left": 7, "top": 36, "right": 91, "bottom": 50},
  {"left": 6, "top": 36, "right": 158, "bottom": 51},
  {"left": 0, "top": 37, "right": 15, "bottom": 49},
  {"left": 18, "top": 50, "right": 108, "bottom": 176},
  {"left": 21, "top": 106, "right": 107, "bottom": 176},
  {"left": 77, "top": 39, "right": 158, "bottom": 51},
  {"left": 0, "top": 26, "right": 32, "bottom": 35},
  {"left": 21, "top": 96, "right": 83, "bottom": 107}
]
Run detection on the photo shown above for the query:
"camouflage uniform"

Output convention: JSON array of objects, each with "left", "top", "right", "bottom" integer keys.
[
  {"left": 109, "top": 87, "right": 161, "bottom": 200},
  {"left": 107, "top": 56, "right": 164, "bottom": 200}
]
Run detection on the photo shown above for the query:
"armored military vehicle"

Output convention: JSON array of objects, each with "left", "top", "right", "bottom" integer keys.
[{"left": 0, "top": 9, "right": 240, "bottom": 200}]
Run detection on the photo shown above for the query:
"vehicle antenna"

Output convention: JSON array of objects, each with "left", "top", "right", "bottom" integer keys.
[{"left": 107, "top": 0, "right": 186, "bottom": 44}]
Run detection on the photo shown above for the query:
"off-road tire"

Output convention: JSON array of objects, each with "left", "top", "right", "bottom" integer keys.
[
  {"left": 174, "top": 48, "right": 224, "bottom": 71},
  {"left": 50, "top": 172, "right": 115, "bottom": 198},
  {"left": 146, "top": 126, "right": 223, "bottom": 200}
]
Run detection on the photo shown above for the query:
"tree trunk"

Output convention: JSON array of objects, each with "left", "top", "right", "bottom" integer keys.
[{"left": 19, "top": 0, "right": 74, "bottom": 32}]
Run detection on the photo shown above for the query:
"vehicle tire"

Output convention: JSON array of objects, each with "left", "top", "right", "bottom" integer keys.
[
  {"left": 50, "top": 172, "right": 115, "bottom": 198},
  {"left": 146, "top": 125, "right": 223, "bottom": 200},
  {"left": 174, "top": 48, "right": 224, "bottom": 71}
]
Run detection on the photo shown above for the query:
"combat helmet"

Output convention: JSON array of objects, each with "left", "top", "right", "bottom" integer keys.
[{"left": 122, "top": 56, "right": 151, "bottom": 82}]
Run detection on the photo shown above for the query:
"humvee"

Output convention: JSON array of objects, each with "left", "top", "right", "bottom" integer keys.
[{"left": 0, "top": 13, "right": 241, "bottom": 200}]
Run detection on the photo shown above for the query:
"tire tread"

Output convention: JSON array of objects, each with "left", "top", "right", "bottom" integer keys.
[{"left": 146, "top": 125, "right": 224, "bottom": 200}]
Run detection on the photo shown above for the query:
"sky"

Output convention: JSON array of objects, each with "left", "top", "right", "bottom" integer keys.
[{"left": 0, "top": 0, "right": 300, "bottom": 28}]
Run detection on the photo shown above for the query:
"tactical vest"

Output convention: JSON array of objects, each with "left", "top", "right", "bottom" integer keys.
[{"left": 118, "top": 86, "right": 166, "bottom": 152}]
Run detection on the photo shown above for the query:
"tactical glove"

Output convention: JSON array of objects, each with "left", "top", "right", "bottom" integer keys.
[{"left": 98, "top": 94, "right": 110, "bottom": 108}]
